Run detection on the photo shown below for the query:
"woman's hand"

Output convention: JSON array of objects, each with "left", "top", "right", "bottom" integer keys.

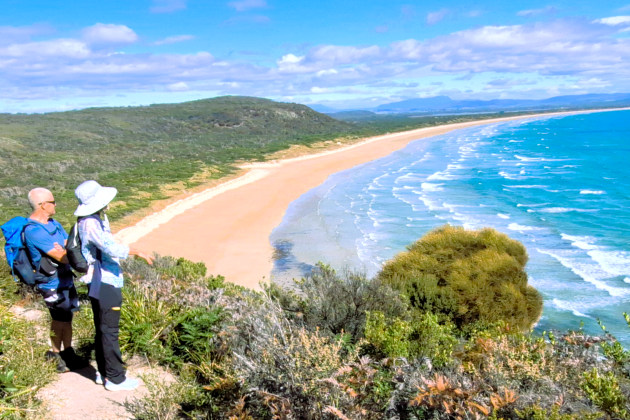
[{"left": 130, "top": 248, "right": 154, "bottom": 265}]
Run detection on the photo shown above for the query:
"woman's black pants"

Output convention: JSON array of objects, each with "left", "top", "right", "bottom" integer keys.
[{"left": 89, "top": 283, "right": 126, "bottom": 385}]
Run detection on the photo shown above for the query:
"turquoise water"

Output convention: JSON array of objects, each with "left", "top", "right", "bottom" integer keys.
[{"left": 271, "top": 110, "right": 630, "bottom": 344}]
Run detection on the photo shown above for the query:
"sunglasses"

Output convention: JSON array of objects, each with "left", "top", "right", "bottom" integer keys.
[{"left": 40, "top": 200, "right": 56, "bottom": 206}]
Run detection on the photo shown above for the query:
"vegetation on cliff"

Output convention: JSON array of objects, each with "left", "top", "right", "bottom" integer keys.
[
  {"left": 1, "top": 227, "right": 629, "bottom": 419},
  {"left": 0, "top": 96, "right": 537, "bottom": 228},
  {"left": 0, "top": 96, "right": 356, "bottom": 226},
  {"left": 2, "top": 98, "right": 625, "bottom": 418}
]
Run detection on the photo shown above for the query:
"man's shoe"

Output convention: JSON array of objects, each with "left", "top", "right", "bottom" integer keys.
[
  {"left": 45, "top": 351, "right": 69, "bottom": 373},
  {"left": 95, "top": 371, "right": 103, "bottom": 385},
  {"left": 104, "top": 377, "right": 140, "bottom": 391}
]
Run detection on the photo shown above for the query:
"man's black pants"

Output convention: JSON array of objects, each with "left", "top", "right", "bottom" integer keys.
[{"left": 89, "top": 283, "right": 126, "bottom": 384}]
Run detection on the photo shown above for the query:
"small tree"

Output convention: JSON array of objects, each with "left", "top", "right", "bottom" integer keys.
[{"left": 377, "top": 225, "right": 542, "bottom": 331}]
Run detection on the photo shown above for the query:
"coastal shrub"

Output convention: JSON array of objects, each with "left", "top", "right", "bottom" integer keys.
[
  {"left": 598, "top": 315, "right": 630, "bottom": 367},
  {"left": 363, "top": 310, "right": 456, "bottom": 367},
  {"left": 119, "top": 255, "right": 229, "bottom": 362},
  {"left": 364, "top": 311, "right": 413, "bottom": 359},
  {"left": 515, "top": 405, "right": 599, "bottom": 420},
  {"left": 225, "top": 292, "right": 364, "bottom": 419},
  {"left": 378, "top": 225, "right": 543, "bottom": 331},
  {"left": 408, "top": 311, "right": 457, "bottom": 367},
  {"left": 322, "top": 356, "right": 397, "bottom": 419},
  {"left": 0, "top": 301, "right": 56, "bottom": 416},
  {"left": 157, "top": 257, "right": 206, "bottom": 283},
  {"left": 168, "top": 306, "right": 225, "bottom": 366},
  {"left": 455, "top": 326, "right": 621, "bottom": 416},
  {"left": 120, "top": 287, "right": 176, "bottom": 360},
  {"left": 581, "top": 368, "right": 628, "bottom": 418},
  {"left": 268, "top": 263, "right": 407, "bottom": 342},
  {"left": 410, "top": 373, "right": 491, "bottom": 419},
  {"left": 123, "top": 371, "right": 205, "bottom": 420}
]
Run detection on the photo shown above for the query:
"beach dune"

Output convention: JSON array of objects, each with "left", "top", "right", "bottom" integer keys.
[{"left": 115, "top": 114, "right": 584, "bottom": 289}]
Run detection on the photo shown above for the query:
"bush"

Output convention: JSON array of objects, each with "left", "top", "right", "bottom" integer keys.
[
  {"left": 363, "top": 310, "right": 457, "bottom": 367},
  {"left": 364, "top": 311, "right": 413, "bottom": 359},
  {"left": 168, "top": 306, "right": 225, "bottom": 365},
  {"left": 156, "top": 257, "right": 207, "bottom": 283},
  {"left": 408, "top": 311, "right": 457, "bottom": 367},
  {"left": 268, "top": 263, "right": 407, "bottom": 342},
  {"left": 378, "top": 225, "right": 542, "bottom": 331},
  {"left": 581, "top": 368, "right": 628, "bottom": 418},
  {"left": 228, "top": 293, "right": 362, "bottom": 419},
  {"left": 119, "top": 255, "right": 228, "bottom": 362},
  {"left": 0, "top": 301, "right": 56, "bottom": 415},
  {"left": 123, "top": 371, "right": 204, "bottom": 420}
]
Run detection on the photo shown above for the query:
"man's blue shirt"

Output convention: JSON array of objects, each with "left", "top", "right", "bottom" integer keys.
[{"left": 24, "top": 219, "right": 72, "bottom": 290}]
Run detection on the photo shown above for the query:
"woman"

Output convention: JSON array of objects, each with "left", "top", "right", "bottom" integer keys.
[{"left": 74, "top": 180, "right": 154, "bottom": 391}]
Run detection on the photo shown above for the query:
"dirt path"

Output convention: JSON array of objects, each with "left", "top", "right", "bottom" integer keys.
[
  {"left": 8, "top": 306, "right": 170, "bottom": 419},
  {"left": 36, "top": 358, "right": 171, "bottom": 420}
]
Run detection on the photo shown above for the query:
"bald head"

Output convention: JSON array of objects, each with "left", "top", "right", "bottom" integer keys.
[{"left": 28, "top": 187, "right": 53, "bottom": 210}]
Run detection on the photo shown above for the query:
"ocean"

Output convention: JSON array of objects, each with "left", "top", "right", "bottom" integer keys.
[{"left": 270, "top": 109, "right": 630, "bottom": 344}]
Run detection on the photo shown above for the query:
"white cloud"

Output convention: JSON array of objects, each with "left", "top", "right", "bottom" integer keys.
[
  {"left": 1, "top": 39, "right": 90, "bottom": 58},
  {"left": 150, "top": 0, "right": 187, "bottom": 13},
  {"left": 309, "top": 45, "right": 381, "bottom": 64},
  {"left": 168, "top": 81, "right": 189, "bottom": 91},
  {"left": 595, "top": 16, "right": 630, "bottom": 25},
  {"left": 427, "top": 9, "right": 450, "bottom": 25},
  {"left": 82, "top": 24, "right": 138, "bottom": 46},
  {"left": 3, "top": 17, "right": 630, "bottom": 112},
  {"left": 277, "top": 54, "right": 310, "bottom": 73},
  {"left": 228, "top": 0, "right": 267, "bottom": 12},
  {"left": 219, "top": 81, "right": 241, "bottom": 88},
  {"left": 389, "top": 39, "right": 423, "bottom": 59},
  {"left": 0, "top": 24, "right": 55, "bottom": 45},
  {"left": 271, "top": 18, "right": 630, "bottom": 93},
  {"left": 154, "top": 35, "right": 195, "bottom": 46},
  {"left": 316, "top": 69, "right": 339, "bottom": 77},
  {"left": 279, "top": 54, "right": 304, "bottom": 64}
]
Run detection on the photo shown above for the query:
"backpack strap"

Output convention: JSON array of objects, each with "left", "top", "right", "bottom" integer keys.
[
  {"left": 21, "top": 220, "right": 40, "bottom": 272},
  {"left": 22, "top": 219, "right": 64, "bottom": 277}
]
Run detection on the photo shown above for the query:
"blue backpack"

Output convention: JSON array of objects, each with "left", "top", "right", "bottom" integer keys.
[{"left": 1, "top": 216, "right": 38, "bottom": 286}]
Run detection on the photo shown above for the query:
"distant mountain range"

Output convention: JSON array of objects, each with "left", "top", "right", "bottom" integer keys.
[{"left": 311, "top": 93, "right": 630, "bottom": 115}]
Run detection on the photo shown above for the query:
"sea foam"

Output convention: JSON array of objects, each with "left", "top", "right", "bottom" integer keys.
[
  {"left": 537, "top": 249, "right": 630, "bottom": 298},
  {"left": 551, "top": 299, "right": 590, "bottom": 318}
]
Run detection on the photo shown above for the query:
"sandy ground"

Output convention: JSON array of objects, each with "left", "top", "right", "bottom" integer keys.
[
  {"left": 114, "top": 111, "right": 603, "bottom": 290},
  {"left": 36, "top": 358, "right": 173, "bottom": 420}
]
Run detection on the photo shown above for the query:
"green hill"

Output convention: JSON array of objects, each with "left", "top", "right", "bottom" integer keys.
[
  {"left": 0, "top": 96, "right": 357, "bottom": 226},
  {"left": 0, "top": 95, "right": 557, "bottom": 228}
]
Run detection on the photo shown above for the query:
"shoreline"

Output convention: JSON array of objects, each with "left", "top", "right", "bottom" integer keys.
[{"left": 116, "top": 108, "right": 624, "bottom": 289}]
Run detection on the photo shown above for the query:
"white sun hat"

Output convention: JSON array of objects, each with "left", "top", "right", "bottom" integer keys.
[{"left": 74, "top": 180, "right": 118, "bottom": 217}]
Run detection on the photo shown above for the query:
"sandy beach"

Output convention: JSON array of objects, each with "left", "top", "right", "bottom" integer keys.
[{"left": 115, "top": 111, "right": 598, "bottom": 289}]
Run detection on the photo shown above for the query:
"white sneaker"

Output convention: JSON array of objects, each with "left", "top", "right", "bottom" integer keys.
[
  {"left": 104, "top": 377, "right": 140, "bottom": 391},
  {"left": 95, "top": 371, "right": 103, "bottom": 385}
]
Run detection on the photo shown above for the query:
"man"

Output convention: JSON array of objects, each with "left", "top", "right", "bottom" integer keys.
[{"left": 24, "top": 187, "right": 80, "bottom": 372}]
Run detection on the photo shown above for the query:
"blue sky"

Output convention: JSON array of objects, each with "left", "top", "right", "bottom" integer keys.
[{"left": 2, "top": 0, "right": 630, "bottom": 112}]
